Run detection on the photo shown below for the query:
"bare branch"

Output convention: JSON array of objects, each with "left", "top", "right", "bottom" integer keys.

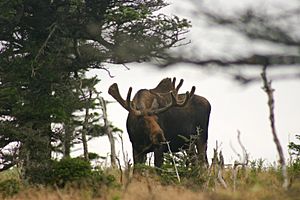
[
  {"left": 237, "top": 130, "right": 249, "bottom": 166},
  {"left": 231, "top": 131, "right": 249, "bottom": 192},
  {"left": 31, "top": 23, "right": 57, "bottom": 77},
  {"left": 158, "top": 54, "right": 300, "bottom": 68},
  {"left": 232, "top": 73, "right": 300, "bottom": 85},
  {"left": 99, "top": 96, "right": 117, "bottom": 168},
  {"left": 201, "top": 8, "right": 300, "bottom": 47},
  {"left": 122, "top": 64, "right": 130, "bottom": 70},
  {"left": 261, "top": 65, "right": 289, "bottom": 190},
  {"left": 217, "top": 151, "right": 227, "bottom": 189}
]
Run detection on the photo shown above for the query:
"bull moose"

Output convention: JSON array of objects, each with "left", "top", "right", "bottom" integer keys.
[{"left": 108, "top": 77, "right": 211, "bottom": 168}]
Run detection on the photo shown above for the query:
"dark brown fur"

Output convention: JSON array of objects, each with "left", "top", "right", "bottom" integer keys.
[{"left": 122, "top": 78, "right": 211, "bottom": 168}]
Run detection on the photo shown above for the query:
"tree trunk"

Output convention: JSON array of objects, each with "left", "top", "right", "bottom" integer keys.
[
  {"left": 21, "top": 124, "right": 52, "bottom": 184},
  {"left": 63, "top": 123, "right": 72, "bottom": 158},
  {"left": 261, "top": 65, "right": 288, "bottom": 190},
  {"left": 99, "top": 97, "right": 117, "bottom": 167},
  {"left": 107, "top": 124, "right": 117, "bottom": 167},
  {"left": 79, "top": 86, "right": 92, "bottom": 161},
  {"left": 82, "top": 129, "right": 89, "bottom": 161},
  {"left": 82, "top": 100, "right": 90, "bottom": 161}
]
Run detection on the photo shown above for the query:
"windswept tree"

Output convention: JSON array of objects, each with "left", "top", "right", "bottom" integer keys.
[
  {"left": 52, "top": 76, "right": 102, "bottom": 160},
  {"left": 0, "top": 0, "right": 190, "bottom": 183},
  {"left": 160, "top": 1, "right": 300, "bottom": 82}
]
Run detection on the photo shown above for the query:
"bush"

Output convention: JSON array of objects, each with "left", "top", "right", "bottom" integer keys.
[
  {"left": 289, "top": 159, "right": 300, "bottom": 179},
  {"left": 87, "top": 170, "right": 118, "bottom": 196},
  {"left": 49, "top": 158, "right": 92, "bottom": 187},
  {"left": 289, "top": 135, "right": 300, "bottom": 179},
  {"left": 0, "top": 179, "right": 20, "bottom": 198},
  {"left": 159, "top": 153, "right": 208, "bottom": 188},
  {"left": 45, "top": 158, "right": 118, "bottom": 197}
]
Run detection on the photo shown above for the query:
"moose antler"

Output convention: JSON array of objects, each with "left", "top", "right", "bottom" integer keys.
[
  {"left": 149, "top": 86, "right": 196, "bottom": 115},
  {"left": 172, "top": 77, "right": 184, "bottom": 94},
  {"left": 108, "top": 83, "right": 132, "bottom": 111},
  {"left": 108, "top": 83, "right": 142, "bottom": 115},
  {"left": 109, "top": 80, "right": 196, "bottom": 116}
]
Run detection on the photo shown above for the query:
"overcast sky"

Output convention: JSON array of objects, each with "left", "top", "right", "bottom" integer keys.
[{"left": 81, "top": 0, "right": 300, "bottom": 166}]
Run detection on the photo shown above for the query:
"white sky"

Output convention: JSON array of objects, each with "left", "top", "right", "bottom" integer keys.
[
  {"left": 87, "top": 64, "right": 299, "bottom": 166},
  {"left": 78, "top": 0, "right": 300, "bottom": 166}
]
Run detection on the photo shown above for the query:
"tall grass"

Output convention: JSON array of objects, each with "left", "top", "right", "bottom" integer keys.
[
  {"left": 1, "top": 133, "right": 300, "bottom": 200},
  {"left": 1, "top": 157, "right": 300, "bottom": 200}
]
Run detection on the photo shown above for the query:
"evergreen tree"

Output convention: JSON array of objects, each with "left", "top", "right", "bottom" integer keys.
[{"left": 0, "top": 0, "right": 190, "bottom": 183}]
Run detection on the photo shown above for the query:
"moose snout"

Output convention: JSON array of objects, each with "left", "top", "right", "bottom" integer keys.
[{"left": 152, "top": 131, "right": 166, "bottom": 145}]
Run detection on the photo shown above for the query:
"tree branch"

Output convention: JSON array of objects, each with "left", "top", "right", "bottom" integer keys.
[
  {"left": 158, "top": 54, "right": 300, "bottom": 68},
  {"left": 261, "top": 65, "right": 289, "bottom": 189}
]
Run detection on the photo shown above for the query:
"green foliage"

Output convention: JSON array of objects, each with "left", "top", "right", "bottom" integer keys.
[
  {"left": 87, "top": 152, "right": 101, "bottom": 160},
  {"left": 249, "top": 159, "right": 265, "bottom": 173},
  {"left": 158, "top": 152, "right": 208, "bottom": 189},
  {"left": 88, "top": 170, "right": 118, "bottom": 195},
  {"left": 49, "top": 158, "right": 93, "bottom": 187},
  {"left": 289, "top": 159, "right": 300, "bottom": 181},
  {"left": 133, "top": 163, "right": 158, "bottom": 175},
  {"left": 45, "top": 158, "right": 118, "bottom": 198},
  {"left": 0, "top": 0, "right": 190, "bottom": 183},
  {"left": 0, "top": 179, "right": 20, "bottom": 198},
  {"left": 289, "top": 135, "right": 300, "bottom": 158},
  {"left": 289, "top": 135, "right": 300, "bottom": 179},
  {"left": 158, "top": 129, "right": 208, "bottom": 188},
  {"left": 112, "top": 195, "right": 121, "bottom": 200}
]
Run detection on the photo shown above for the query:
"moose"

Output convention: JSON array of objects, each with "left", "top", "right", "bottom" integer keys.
[{"left": 108, "top": 77, "right": 211, "bottom": 168}]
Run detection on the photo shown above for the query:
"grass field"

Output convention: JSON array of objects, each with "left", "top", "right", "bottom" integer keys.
[{"left": 1, "top": 160, "right": 300, "bottom": 200}]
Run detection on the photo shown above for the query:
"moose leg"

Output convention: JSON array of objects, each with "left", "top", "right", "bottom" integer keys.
[
  {"left": 196, "top": 138, "right": 208, "bottom": 167},
  {"left": 154, "top": 146, "right": 164, "bottom": 168},
  {"left": 133, "top": 149, "right": 146, "bottom": 165},
  {"left": 132, "top": 149, "right": 147, "bottom": 174}
]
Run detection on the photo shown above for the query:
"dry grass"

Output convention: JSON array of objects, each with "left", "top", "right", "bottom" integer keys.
[
  {"left": 122, "top": 176, "right": 206, "bottom": 200},
  {"left": 4, "top": 177, "right": 206, "bottom": 200},
  {"left": 1, "top": 166, "right": 300, "bottom": 200}
]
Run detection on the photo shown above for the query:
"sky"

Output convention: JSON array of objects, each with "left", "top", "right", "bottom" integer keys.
[{"left": 78, "top": 0, "right": 300, "bottom": 166}]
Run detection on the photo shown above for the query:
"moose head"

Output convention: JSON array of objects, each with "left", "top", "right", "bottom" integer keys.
[{"left": 108, "top": 78, "right": 195, "bottom": 146}]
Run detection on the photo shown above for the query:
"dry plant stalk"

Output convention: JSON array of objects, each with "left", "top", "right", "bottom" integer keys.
[
  {"left": 115, "top": 157, "right": 123, "bottom": 184},
  {"left": 261, "top": 65, "right": 288, "bottom": 190},
  {"left": 217, "top": 151, "right": 227, "bottom": 189},
  {"left": 231, "top": 131, "right": 249, "bottom": 192},
  {"left": 99, "top": 97, "right": 117, "bottom": 167},
  {"left": 164, "top": 141, "right": 181, "bottom": 183},
  {"left": 54, "top": 184, "right": 65, "bottom": 200},
  {"left": 118, "top": 133, "right": 132, "bottom": 188},
  {"left": 206, "top": 141, "right": 227, "bottom": 190}
]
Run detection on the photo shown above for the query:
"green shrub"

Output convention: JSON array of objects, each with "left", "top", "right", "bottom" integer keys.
[
  {"left": 87, "top": 152, "right": 100, "bottom": 160},
  {"left": 159, "top": 153, "right": 208, "bottom": 188},
  {"left": 289, "top": 135, "right": 300, "bottom": 157},
  {"left": 0, "top": 179, "right": 20, "bottom": 198},
  {"left": 49, "top": 158, "right": 92, "bottom": 187},
  {"left": 87, "top": 170, "right": 118, "bottom": 196},
  {"left": 45, "top": 158, "right": 118, "bottom": 197},
  {"left": 133, "top": 163, "right": 157, "bottom": 175},
  {"left": 289, "top": 159, "right": 300, "bottom": 179},
  {"left": 288, "top": 135, "right": 300, "bottom": 179}
]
